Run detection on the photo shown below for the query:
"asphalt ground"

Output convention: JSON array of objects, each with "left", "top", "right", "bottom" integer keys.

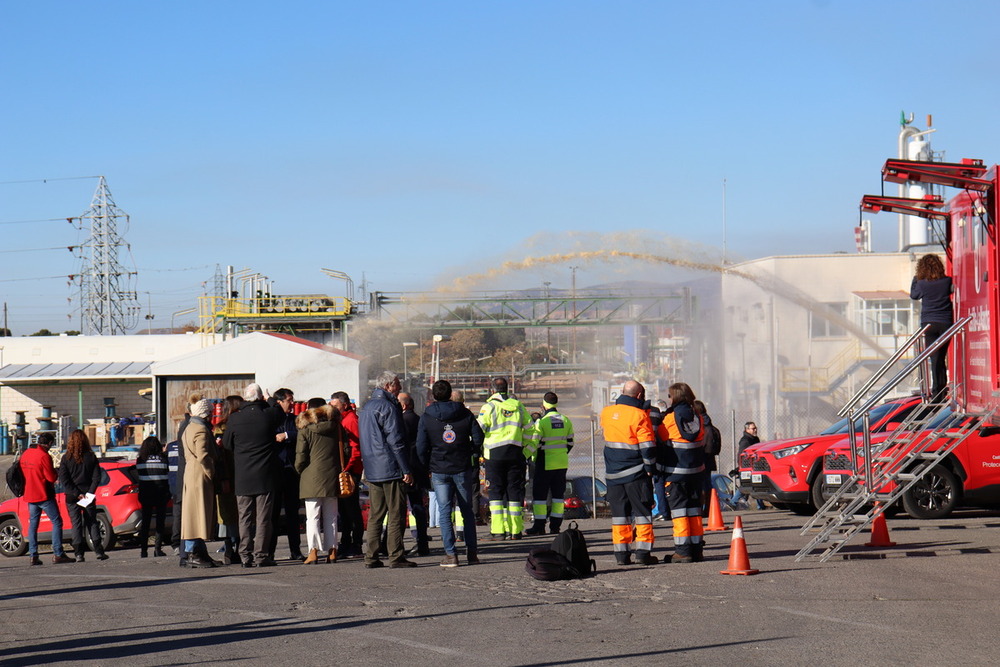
[{"left": 2, "top": 506, "right": 1000, "bottom": 666}]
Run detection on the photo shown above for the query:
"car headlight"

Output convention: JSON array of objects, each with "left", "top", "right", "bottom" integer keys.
[{"left": 772, "top": 443, "right": 811, "bottom": 459}]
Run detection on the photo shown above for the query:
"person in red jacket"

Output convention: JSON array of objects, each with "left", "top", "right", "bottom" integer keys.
[
  {"left": 21, "top": 433, "right": 74, "bottom": 565},
  {"left": 331, "top": 391, "right": 364, "bottom": 559}
]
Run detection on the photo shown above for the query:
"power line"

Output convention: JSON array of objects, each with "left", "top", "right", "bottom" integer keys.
[
  {"left": 0, "top": 246, "right": 75, "bottom": 254},
  {"left": 0, "top": 175, "right": 100, "bottom": 186},
  {"left": 0, "top": 217, "right": 75, "bottom": 225},
  {"left": 0, "top": 275, "right": 68, "bottom": 283}
]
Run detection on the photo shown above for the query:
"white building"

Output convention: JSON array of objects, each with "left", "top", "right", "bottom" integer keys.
[{"left": 704, "top": 252, "right": 922, "bottom": 441}]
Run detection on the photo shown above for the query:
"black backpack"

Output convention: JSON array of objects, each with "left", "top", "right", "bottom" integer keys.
[
  {"left": 550, "top": 521, "right": 596, "bottom": 577},
  {"left": 525, "top": 547, "right": 580, "bottom": 581},
  {"left": 6, "top": 455, "right": 25, "bottom": 498},
  {"left": 703, "top": 424, "right": 722, "bottom": 456}
]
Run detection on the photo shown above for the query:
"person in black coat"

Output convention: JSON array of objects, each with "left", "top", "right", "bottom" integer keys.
[
  {"left": 223, "top": 383, "right": 282, "bottom": 568},
  {"left": 58, "top": 429, "right": 108, "bottom": 561},
  {"left": 399, "top": 392, "right": 429, "bottom": 557},
  {"left": 266, "top": 388, "right": 304, "bottom": 561},
  {"left": 910, "top": 253, "right": 954, "bottom": 402},
  {"left": 736, "top": 422, "right": 764, "bottom": 509}
]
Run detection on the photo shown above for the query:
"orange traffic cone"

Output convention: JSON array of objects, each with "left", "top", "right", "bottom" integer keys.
[
  {"left": 705, "top": 489, "right": 727, "bottom": 532},
  {"left": 865, "top": 506, "right": 897, "bottom": 547},
  {"left": 720, "top": 516, "right": 760, "bottom": 576}
]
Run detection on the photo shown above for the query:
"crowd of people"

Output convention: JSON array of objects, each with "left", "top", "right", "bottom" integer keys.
[{"left": 19, "top": 372, "right": 730, "bottom": 569}]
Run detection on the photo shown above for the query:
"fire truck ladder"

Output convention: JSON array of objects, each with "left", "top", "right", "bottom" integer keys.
[{"left": 796, "top": 317, "right": 989, "bottom": 562}]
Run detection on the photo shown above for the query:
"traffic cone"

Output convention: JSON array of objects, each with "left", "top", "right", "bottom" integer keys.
[
  {"left": 705, "top": 489, "right": 727, "bottom": 532},
  {"left": 720, "top": 516, "right": 759, "bottom": 576},
  {"left": 865, "top": 505, "right": 896, "bottom": 547}
]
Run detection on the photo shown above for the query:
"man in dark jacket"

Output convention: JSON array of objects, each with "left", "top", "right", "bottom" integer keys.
[
  {"left": 267, "top": 387, "right": 304, "bottom": 561},
  {"left": 399, "top": 391, "right": 429, "bottom": 557},
  {"left": 223, "top": 383, "right": 282, "bottom": 568},
  {"left": 417, "top": 380, "right": 484, "bottom": 567},
  {"left": 359, "top": 371, "right": 415, "bottom": 569},
  {"left": 736, "top": 422, "right": 765, "bottom": 509}
]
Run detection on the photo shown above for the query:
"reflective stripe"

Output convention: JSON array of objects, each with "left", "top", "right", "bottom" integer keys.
[
  {"left": 486, "top": 439, "right": 525, "bottom": 449},
  {"left": 674, "top": 535, "right": 692, "bottom": 545},
  {"left": 670, "top": 508, "right": 701, "bottom": 519},
  {"left": 611, "top": 515, "right": 633, "bottom": 525},
  {"left": 605, "top": 441, "right": 637, "bottom": 450},
  {"left": 669, "top": 440, "right": 703, "bottom": 450},
  {"left": 657, "top": 464, "right": 705, "bottom": 475},
  {"left": 541, "top": 443, "right": 568, "bottom": 450},
  {"left": 635, "top": 541, "right": 653, "bottom": 551},
  {"left": 606, "top": 463, "right": 645, "bottom": 479},
  {"left": 613, "top": 543, "right": 630, "bottom": 552},
  {"left": 634, "top": 515, "right": 653, "bottom": 524},
  {"left": 540, "top": 436, "right": 569, "bottom": 443}
]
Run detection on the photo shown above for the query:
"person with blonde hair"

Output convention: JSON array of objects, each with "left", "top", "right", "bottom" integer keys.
[
  {"left": 182, "top": 398, "right": 219, "bottom": 568},
  {"left": 910, "top": 253, "right": 954, "bottom": 402},
  {"left": 59, "top": 429, "right": 108, "bottom": 561},
  {"left": 295, "top": 399, "right": 344, "bottom": 564}
]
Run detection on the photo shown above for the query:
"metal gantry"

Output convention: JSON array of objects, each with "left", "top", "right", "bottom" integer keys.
[{"left": 368, "top": 289, "right": 692, "bottom": 330}]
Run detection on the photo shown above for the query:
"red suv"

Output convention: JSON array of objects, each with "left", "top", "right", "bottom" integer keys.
[
  {"left": 739, "top": 396, "right": 922, "bottom": 514},
  {"left": 821, "top": 409, "right": 1000, "bottom": 519},
  {"left": 0, "top": 460, "right": 146, "bottom": 557}
]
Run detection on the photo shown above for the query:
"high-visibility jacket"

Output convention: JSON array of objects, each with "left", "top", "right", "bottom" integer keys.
[
  {"left": 525, "top": 408, "right": 574, "bottom": 471},
  {"left": 601, "top": 394, "right": 656, "bottom": 487},
  {"left": 656, "top": 402, "right": 705, "bottom": 482},
  {"left": 477, "top": 393, "right": 533, "bottom": 461}
]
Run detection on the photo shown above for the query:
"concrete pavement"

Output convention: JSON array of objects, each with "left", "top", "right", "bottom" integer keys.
[{"left": 2, "top": 508, "right": 999, "bottom": 665}]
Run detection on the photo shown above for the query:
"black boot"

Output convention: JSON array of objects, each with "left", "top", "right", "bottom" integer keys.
[
  {"left": 153, "top": 535, "right": 166, "bottom": 558},
  {"left": 635, "top": 550, "right": 659, "bottom": 566},
  {"left": 524, "top": 520, "right": 547, "bottom": 536},
  {"left": 615, "top": 551, "right": 633, "bottom": 566},
  {"left": 549, "top": 518, "right": 562, "bottom": 534}
]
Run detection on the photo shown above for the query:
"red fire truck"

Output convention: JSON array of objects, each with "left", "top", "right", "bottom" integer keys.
[
  {"left": 862, "top": 158, "right": 999, "bottom": 413},
  {"left": 797, "top": 156, "right": 1000, "bottom": 560}
]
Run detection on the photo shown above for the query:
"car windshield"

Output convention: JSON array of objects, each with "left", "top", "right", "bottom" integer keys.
[{"left": 819, "top": 400, "right": 909, "bottom": 436}]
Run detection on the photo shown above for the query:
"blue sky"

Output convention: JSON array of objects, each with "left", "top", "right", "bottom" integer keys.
[{"left": 2, "top": 1, "right": 1000, "bottom": 334}]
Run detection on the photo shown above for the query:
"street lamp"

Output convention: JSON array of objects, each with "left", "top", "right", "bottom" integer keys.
[
  {"left": 402, "top": 341, "right": 418, "bottom": 381},
  {"left": 476, "top": 354, "right": 492, "bottom": 376}
]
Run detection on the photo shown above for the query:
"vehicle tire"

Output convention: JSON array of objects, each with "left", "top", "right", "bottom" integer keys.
[
  {"left": 902, "top": 466, "right": 960, "bottom": 520},
  {"left": 810, "top": 477, "right": 829, "bottom": 509},
  {"left": 85, "top": 512, "right": 116, "bottom": 553},
  {"left": 0, "top": 518, "right": 27, "bottom": 557}
]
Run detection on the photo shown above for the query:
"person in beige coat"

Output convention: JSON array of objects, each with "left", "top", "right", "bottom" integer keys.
[
  {"left": 294, "top": 401, "right": 344, "bottom": 564},
  {"left": 182, "top": 398, "right": 219, "bottom": 568}
]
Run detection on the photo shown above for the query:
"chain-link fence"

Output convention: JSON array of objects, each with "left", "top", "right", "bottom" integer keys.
[{"left": 572, "top": 402, "right": 836, "bottom": 490}]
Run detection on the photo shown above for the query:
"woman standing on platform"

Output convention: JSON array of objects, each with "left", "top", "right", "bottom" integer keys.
[{"left": 910, "top": 254, "right": 954, "bottom": 402}]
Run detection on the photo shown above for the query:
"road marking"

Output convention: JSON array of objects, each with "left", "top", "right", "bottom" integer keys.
[{"left": 769, "top": 606, "right": 891, "bottom": 631}]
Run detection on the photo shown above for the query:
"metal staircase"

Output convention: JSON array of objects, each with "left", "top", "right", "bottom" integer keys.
[{"left": 796, "top": 316, "right": 986, "bottom": 562}]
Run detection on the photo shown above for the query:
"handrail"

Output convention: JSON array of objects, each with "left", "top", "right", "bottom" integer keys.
[
  {"left": 853, "top": 316, "right": 970, "bottom": 416},
  {"left": 837, "top": 324, "right": 930, "bottom": 417}
]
